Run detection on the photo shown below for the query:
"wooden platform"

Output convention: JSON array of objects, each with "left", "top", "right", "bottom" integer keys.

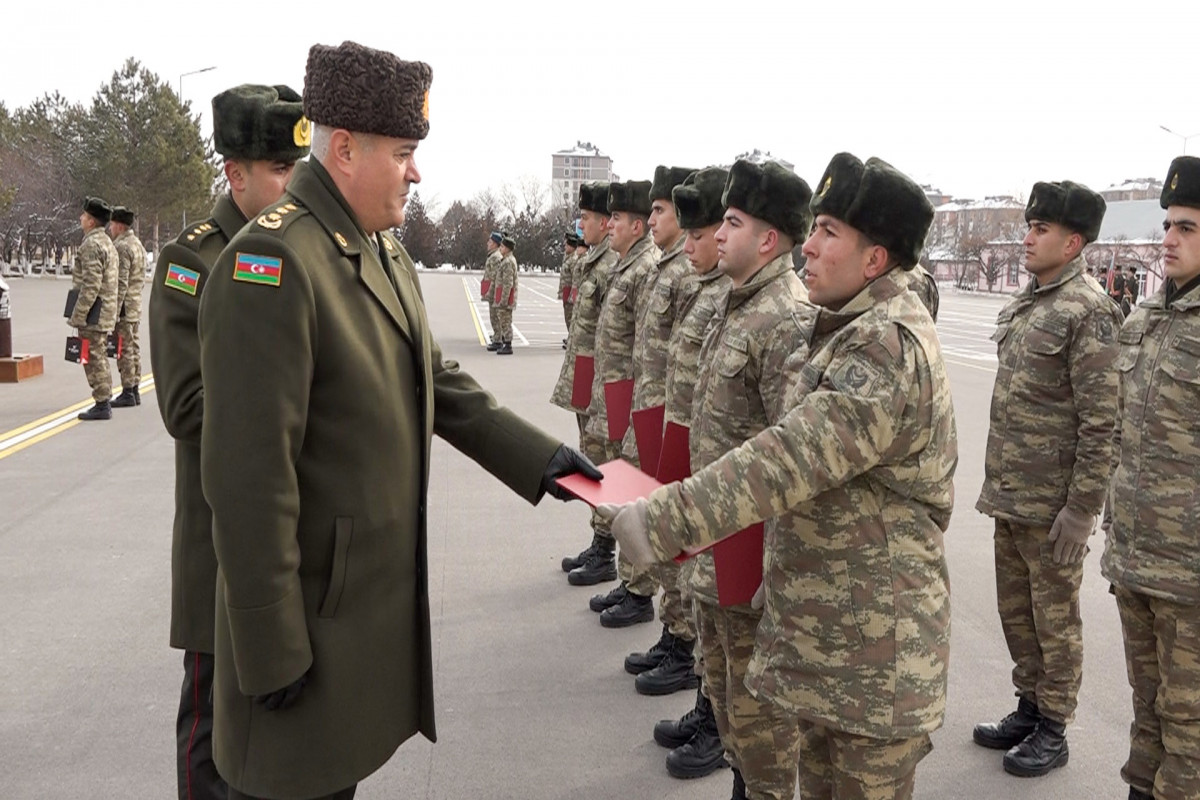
[{"left": 0, "top": 354, "right": 44, "bottom": 382}]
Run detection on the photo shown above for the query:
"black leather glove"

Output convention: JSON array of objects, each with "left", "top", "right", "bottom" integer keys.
[
  {"left": 256, "top": 672, "right": 308, "bottom": 711},
  {"left": 541, "top": 444, "right": 602, "bottom": 501}
]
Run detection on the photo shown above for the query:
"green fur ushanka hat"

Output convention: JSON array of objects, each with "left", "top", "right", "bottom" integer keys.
[
  {"left": 1162, "top": 156, "right": 1200, "bottom": 210},
  {"left": 673, "top": 167, "right": 728, "bottom": 229},
  {"left": 110, "top": 206, "right": 135, "bottom": 226},
  {"left": 82, "top": 196, "right": 112, "bottom": 224},
  {"left": 501, "top": 235, "right": 515, "bottom": 250},
  {"left": 304, "top": 41, "right": 432, "bottom": 140},
  {"left": 722, "top": 159, "right": 813, "bottom": 241},
  {"left": 650, "top": 166, "right": 697, "bottom": 202},
  {"left": 579, "top": 182, "right": 610, "bottom": 215},
  {"left": 608, "top": 180, "right": 653, "bottom": 217},
  {"left": 1025, "top": 180, "right": 1106, "bottom": 243},
  {"left": 811, "top": 152, "right": 934, "bottom": 268},
  {"left": 212, "top": 84, "right": 310, "bottom": 162}
]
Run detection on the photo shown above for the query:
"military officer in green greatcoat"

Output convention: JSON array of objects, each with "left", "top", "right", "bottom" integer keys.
[
  {"left": 149, "top": 83, "right": 310, "bottom": 800},
  {"left": 198, "top": 41, "right": 598, "bottom": 800},
  {"left": 70, "top": 196, "right": 119, "bottom": 420},
  {"left": 108, "top": 205, "right": 146, "bottom": 407}
]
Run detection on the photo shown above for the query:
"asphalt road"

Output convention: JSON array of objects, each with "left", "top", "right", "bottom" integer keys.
[{"left": 0, "top": 271, "right": 1133, "bottom": 799}]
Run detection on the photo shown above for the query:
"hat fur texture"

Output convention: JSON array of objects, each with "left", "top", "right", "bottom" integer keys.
[
  {"left": 304, "top": 41, "right": 432, "bottom": 140},
  {"left": 673, "top": 168, "right": 728, "bottom": 229},
  {"left": 1161, "top": 156, "right": 1200, "bottom": 210},
  {"left": 579, "top": 182, "right": 610, "bottom": 215},
  {"left": 607, "top": 180, "right": 653, "bottom": 217},
  {"left": 212, "top": 84, "right": 309, "bottom": 162},
  {"left": 721, "top": 159, "right": 813, "bottom": 241},
  {"left": 650, "top": 166, "right": 697, "bottom": 202},
  {"left": 1025, "top": 180, "right": 1106, "bottom": 243}
]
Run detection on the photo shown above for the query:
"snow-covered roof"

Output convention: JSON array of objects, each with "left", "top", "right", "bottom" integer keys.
[
  {"left": 935, "top": 196, "right": 1023, "bottom": 212},
  {"left": 554, "top": 141, "right": 609, "bottom": 158},
  {"left": 1102, "top": 178, "right": 1161, "bottom": 193}
]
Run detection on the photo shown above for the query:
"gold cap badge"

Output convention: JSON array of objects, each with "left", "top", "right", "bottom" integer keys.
[
  {"left": 820, "top": 176, "right": 832, "bottom": 197},
  {"left": 1171, "top": 173, "right": 1179, "bottom": 191},
  {"left": 422, "top": 91, "right": 430, "bottom": 121},
  {"left": 293, "top": 117, "right": 312, "bottom": 148}
]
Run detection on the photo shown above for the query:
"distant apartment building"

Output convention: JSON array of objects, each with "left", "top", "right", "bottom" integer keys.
[
  {"left": 551, "top": 142, "right": 614, "bottom": 208},
  {"left": 1099, "top": 178, "right": 1163, "bottom": 203}
]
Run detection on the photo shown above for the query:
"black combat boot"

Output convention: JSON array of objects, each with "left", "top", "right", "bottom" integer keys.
[
  {"left": 111, "top": 385, "right": 139, "bottom": 407},
  {"left": 625, "top": 624, "right": 673, "bottom": 674},
  {"left": 636, "top": 635, "right": 699, "bottom": 695},
  {"left": 665, "top": 697, "right": 728, "bottom": 778},
  {"left": 730, "top": 768, "right": 746, "bottom": 800},
  {"left": 496, "top": 342, "right": 513, "bottom": 355},
  {"left": 486, "top": 341, "right": 502, "bottom": 351},
  {"left": 973, "top": 696, "right": 1041, "bottom": 750},
  {"left": 1128, "top": 788, "right": 1154, "bottom": 800},
  {"left": 599, "top": 590, "right": 654, "bottom": 628},
  {"left": 562, "top": 534, "right": 604, "bottom": 572},
  {"left": 567, "top": 539, "right": 617, "bottom": 586},
  {"left": 1003, "top": 718, "right": 1068, "bottom": 777},
  {"left": 78, "top": 401, "right": 112, "bottom": 421},
  {"left": 654, "top": 687, "right": 708, "bottom": 748},
  {"left": 590, "top": 583, "right": 629, "bottom": 613}
]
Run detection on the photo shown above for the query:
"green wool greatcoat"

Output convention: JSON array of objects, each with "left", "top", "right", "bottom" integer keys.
[{"left": 198, "top": 160, "right": 560, "bottom": 798}]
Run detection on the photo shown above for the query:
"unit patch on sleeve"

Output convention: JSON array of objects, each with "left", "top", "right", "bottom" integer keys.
[{"left": 233, "top": 253, "right": 283, "bottom": 287}]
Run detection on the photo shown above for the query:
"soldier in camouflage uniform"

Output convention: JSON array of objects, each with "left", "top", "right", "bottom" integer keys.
[
  {"left": 907, "top": 263, "right": 940, "bottom": 322},
  {"left": 553, "top": 183, "right": 620, "bottom": 580},
  {"left": 70, "top": 196, "right": 120, "bottom": 421},
  {"left": 108, "top": 206, "right": 146, "bottom": 407},
  {"left": 559, "top": 232, "right": 577, "bottom": 344},
  {"left": 1103, "top": 156, "right": 1200, "bottom": 800},
  {"left": 482, "top": 231, "right": 503, "bottom": 350},
  {"left": 604, "top": 153, "right": 956, "bottom": 800},
  {"left": 973, "top": 180, "right": 1121, "bottom": 778},
  {"left": 148, "top": 84, "right": 309, "bottom": 800},
  {"left": 493, "top": 235, "right": 517, "bottom": 355}
]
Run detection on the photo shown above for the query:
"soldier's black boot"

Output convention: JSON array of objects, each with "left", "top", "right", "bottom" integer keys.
[
  {"left": 1003, "top": 718, "right": 1069, "bottom": 777},
  {"left": 665, "top": 697, "right": 728, "bottom": 778},
  {"left": 600, "top": 589, "right": 654, "bottom": 628},
  {"left": 78, "top": 401, "right": 112, "bottom": 421},
  {"left": 625, "top": 624, "right": 673, "bottom": 674},
  {"left": 590, "top": 582, "right": 628, "bottom": 613},
  {"left": 567, "top": 539, "right": 617, "bottom": 586},
  {"left": 496, "top": 342, "right": 513, "bottom": 355},
  {"left": 654, "top": 687, "right": 708, "bottom": 748},
  {"left": 973, "top": 697, "right": 1041, "bottom": 750},
  {"left": 562, "top": 534, "right": 603, "bottom": 572},
  {"left": 1128, "top": 788, "right": 1154, "bottom": 800},
  {"left": 636, "top": 635, "right": 699, "bottom": 695},
  {"left": 730, "top": 768, "right": 746, "bottom": 800},
  {"left": 486, "top": 341, "right": 502, "bottom": 351},
  {"left": 111, "top": 385, "right": 139, "bottom": 407}
]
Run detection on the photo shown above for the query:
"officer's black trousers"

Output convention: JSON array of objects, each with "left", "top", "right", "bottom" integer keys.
[
  {"left": 177, "top": 650, "right": 226, "bottom": 800},
  {"left": 228, "top": 787, "right": 357, "bottom": 800}
]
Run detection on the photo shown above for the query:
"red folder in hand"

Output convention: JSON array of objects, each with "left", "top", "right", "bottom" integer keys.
[
  {"left": 562, "top": 287, "right": 571, "bottom": 302},
  {"left": 674, "top": 522, "right": 765, "bottom": 607},
  {"left": 480, "top": 279, "right": 491, "bottom": 298},
  {"left": 656, "top": 422, "right": 691, "bottom": 484},
  {"left": 631, "top": 405, "right": 665, "bottom": 477},
  {"left": 571, "top": 354, "right": 594, "bottom": 410},
  {"left": 493, "top": 285, "right": 503, "bottom": 305},
  {"left": 509, "top": 287, "right": 517, "bottom": 306},
  {"left": 570, "top": 287, "right": 579, "bottom": 303},
  {"left": 604, "top": 379, "right": 635, "bottom": 442},
  {"left": 555, "top": 458, "right": 662, "bottom": 508}
]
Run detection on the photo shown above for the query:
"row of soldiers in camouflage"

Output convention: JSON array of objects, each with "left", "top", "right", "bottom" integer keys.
[
  {"left": 68, "top": 196, "right": 147, "bottom": 420},
  {"left": 480, "top": 230, "right": 519, "bottom": 354}
]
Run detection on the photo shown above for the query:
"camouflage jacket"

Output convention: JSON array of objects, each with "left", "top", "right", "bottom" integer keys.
[
  {"left": 494, "top": 253, "right": 518, "bottom": 309},
  {"left": 558, "top": 253, "right": 576, "bottom": 303},
  {"left": 975, "top": 257, "right": 1121, "bottom": 524},
  {"left": 905, "top": 264, "right": 940, "bottom": 322},
  {"left": 644, "top": 268, "right": 958, "bottom": 739},
  {"left": 1102, "top": 279, "right": 1200, "bottom": 603},
  {"left": 551, "top": 238, "right": 618, "bottom": 412},
  {"left": 682, "top": 254, "right": 814, "bottom": 606},
  {"left": 585, "top": 234, "right": 658, "bottom": 443},
  {"left": 70, "top": 227, "right": 119, "bottom": 332},
  {"left": 113, "top": 229, "right": 147, "bottom": 322},
  {"left": 664, "top": 271, "right": 729, "bottom": 426},
  {"left": 482, "top": 249, "right": 502, "bottom": 302}
]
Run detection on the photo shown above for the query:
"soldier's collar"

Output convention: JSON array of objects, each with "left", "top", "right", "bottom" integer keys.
[
  {"left": 813, "top": 268, "right": 906, "bottom": 335},
  {"left": 658, "top": 233, "right": 686, "bottom": 264},
  {"left": 1030, "top": 256, "right": 1086, "bottom": 295},
  {"left": 290, "top": 159, "right": 369, "bottom": 257},
  {"left": 728, "top": 252, "right": 795, "bottom": 306}
]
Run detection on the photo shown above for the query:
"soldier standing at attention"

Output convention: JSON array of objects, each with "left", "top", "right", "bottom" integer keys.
[
  {"left": 603, "top": 153, "right": 956, "bottom": 800},
  {"left": 483, "top": 231, "right": 503, "bottom": 350},
  {"left": 559, "top": 231, "right": 577, "bottom": 346},
  {"left": 1103, "top": 156, "right": 1200, "bottom": 800},
  {"left": 70, "top": 196, "right": 119, "bottom": 421},
  {"left": 108, "top": 206, "right": 146, "bottom": 407},
  {"left": 972, "top": 180, "right": 1121, "bottom": 778},
  {"left": 493, "top": 235, "right": 517, "bottom": 355},
  {"left": 149, "top": 83, "right": 309, "bottom": 800}
]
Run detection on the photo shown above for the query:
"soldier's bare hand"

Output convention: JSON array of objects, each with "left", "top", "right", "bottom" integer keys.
[
  {"left": 1047, "top": 505, "right": 1095, "bottom": 565},
  {"left": 597, "top": 499, "right": 657, "bottom": 566}
]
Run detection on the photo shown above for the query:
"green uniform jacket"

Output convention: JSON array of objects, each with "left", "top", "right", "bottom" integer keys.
[
  {"left": 149, "top": 194, "right": 247, "bottom": 653},
  {"left": 198, "top": 160, "right": 560, "bottom": 799}
]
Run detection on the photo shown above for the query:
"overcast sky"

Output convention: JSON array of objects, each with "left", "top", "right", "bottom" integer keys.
[{"left": 3, "top": 0, "right": 1198, "bottom": 213}]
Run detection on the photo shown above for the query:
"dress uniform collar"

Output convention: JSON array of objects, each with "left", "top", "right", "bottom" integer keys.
[
  {"left": 290, "top": 159, "right": 370, "bottom": 257},
  {"left": 212, "top": 192, "right": 249, "bottom": 241}
]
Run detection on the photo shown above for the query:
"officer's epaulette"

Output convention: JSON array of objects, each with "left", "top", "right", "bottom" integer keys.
[
  {"left": 252, "top": 202, "right": 309, "bottom": 237},
  {"left": 177, "top": 218, "right": 222, "bottom": 254}
]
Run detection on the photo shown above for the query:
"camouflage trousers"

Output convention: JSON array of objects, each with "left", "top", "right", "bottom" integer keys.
[
  {"left": 697, "top": 600, "right": 798, "bottom": 800},
  {"left": 797, "top": 723, "right": 932, "bottom": 800},
  {"left": 1114, "top": 585, "right": 1200, "bottom": 800},
  {"left": 494, "top": 307, "right": 513, "bottom": 343},
  {"left": 577, "top": 415, "right": 612, "bottom": 540},
  {"left": 487, "top": 302, "right": 499, "bottom": 343},
  {"left": 81, "top": 330, "right": 112, "bottom": 402},
  {"left": 114, "top": 319, "right": 140, "bottom": 388},
  {"left": 563, "top": 301, "right": 573, "bottom": 329},
  {"left": 993, "top": 518, "right": 1084, "bottom": 723}
]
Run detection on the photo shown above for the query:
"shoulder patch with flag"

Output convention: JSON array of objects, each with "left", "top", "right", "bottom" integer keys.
[
  {"left": 165, "top": 263, "right": 200, "bottom": 296},
  {"left": 233, "top": 252, "right": 283, "bottom": 287}
]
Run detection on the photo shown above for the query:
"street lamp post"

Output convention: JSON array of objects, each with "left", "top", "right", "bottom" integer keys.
[
  {"left": 1160, "top": 125, "right": 1200, "bottom": 155},
  {"left": 178, "top": 66, "right": 217, "bottom": 230}
]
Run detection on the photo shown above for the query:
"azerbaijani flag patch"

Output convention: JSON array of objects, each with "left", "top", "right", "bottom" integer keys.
[
  {"left": 233, "top": 252, "right": 283, "bottom": 287},
  {"left": 165, "top": 263, "right": 200, "bottom": 296}
]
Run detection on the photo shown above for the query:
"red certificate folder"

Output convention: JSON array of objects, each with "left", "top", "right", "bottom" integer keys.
[
  {"left": 493, "top": 285, "right": 503, "bottom": 305},
  {"left": 555, "top": 458, "right": 662, "bottom": 507},
  {"left": 571, "top": 354, "right": 594, "bottom": 409},
  {"left": 604, "top": 379, "right": 634, "bottom": 441},
  {"left": 631, "top": 405, "right": 665, "bottom": 476},
  {"left": 676, "top": 523, "right": 765, "bottom": 607},
  {"left": 570, "top": 287, "right": 579, "bottom": 303},
  {"left": 562, "top": 287, "right": 571, "bottom": 302},
  {"left": 480, "top": 279, "right": 491, "bottom": 298},
  {"left": 656, "top": 422, "right": 691, "bottom": 484}
]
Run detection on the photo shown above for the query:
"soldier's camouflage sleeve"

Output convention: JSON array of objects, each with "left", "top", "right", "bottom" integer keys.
[
  {"left": 115, "top": 238, "right": 131, "bottom": 314},
  {"left": 1064, "top": 304, "right": 1120, "bottom": 514},
  {"left": 69, "top": 234, "right": 105, "bottom": 326}
]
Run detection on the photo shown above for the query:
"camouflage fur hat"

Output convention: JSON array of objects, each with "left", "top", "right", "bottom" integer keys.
[
  {"left": 579, "top": 182, "right": 610, "bottom": 215},
  {"left": 811, "top": 153, "right": 934, "bottom": 268},
  {"left": 1025, "top": 180, "right": 1106, "bottom": 243},
  {"left": 82, "top": 196, "right": 112, "bottom": 225},
  {"left": 722, "top": 159, "right": 813, "bottom": 241},
  {"left": 650, "top": 166, "right": 697, "bottom": 202},
  {"left": 304, "top": 41, "right": 432, "bottom": 140},
  {"left": 1161, "top": 156, "right": 1200, "bottom": 210},
  {"left": 212, "top": 84, "right": 310, "bottom": 162},
  {"left": 110, "top": 206, "right": 135, "bottom": 226},
  {"left": 673, "top": 168, "right": 728, "bottom": 229},
  {"left": 608, "top": 180, "right": 653, "bottom": 217}
]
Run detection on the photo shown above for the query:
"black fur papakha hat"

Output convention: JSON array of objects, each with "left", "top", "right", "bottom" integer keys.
[
  {"left": 1161, "top": 156, "right": 1200, "bottom": 210},
  {"left": 673, "top": 168, "right": 728, "bottom": 229},
  {"left": 650, "top": 166, "right": 697, "bottom": 202},
  {"left": 722, "top": 159, "right": 813, "bottom": 241},
  {"left": 82, "top": 196, "right": 112, "bottom": 225},
  {"left": 212, "top": 84, "right": 309, "bottom": 162},
  {"left": 579, "top": 182, "right": 610, "bottom": 215},
  {"left": 608, "top": 181, "right": 653, "bottom": 217},
  {"left": 1025, "top": 180, "right": 1106, "bottom": 243},
  {"left": 110, "top": 206, "right": 135, "bottom": 225},
  {"left": 811, "top": 153, "right": 934, "bottom": 268},
  {"left": 304, "top": 41, "right": 432, "bottom": 140}
]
